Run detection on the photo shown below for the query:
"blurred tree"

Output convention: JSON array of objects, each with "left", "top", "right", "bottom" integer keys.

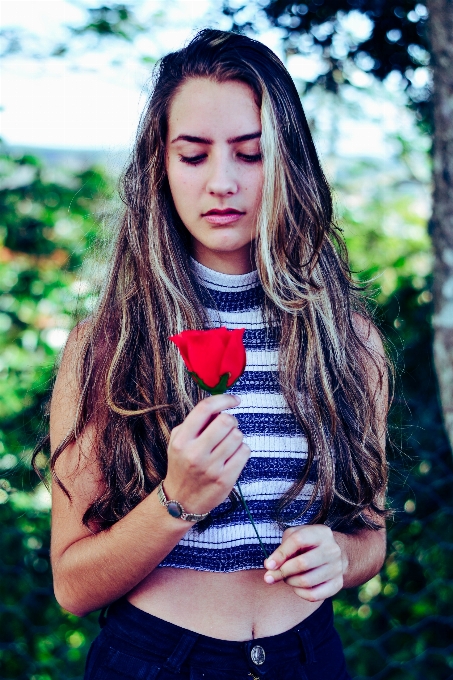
[
  {"left": 320, "top": 133, "right": 453, "bottom": 678},
  {"left": 0, "top": 143, "right": 111, "bottom": 679},
  {"left": 224, "top": 0, "right": 431, "bottom": 123},
  {"left": 0, "top": 3, "right": 153, "bottom": 65},
  {"left": 69, "top": 4, "right": 145, "bottom": 42},
  {"left": 427, "top": 0, "right": 453, "bottom": 464}
]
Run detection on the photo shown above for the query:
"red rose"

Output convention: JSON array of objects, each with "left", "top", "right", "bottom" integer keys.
[{"left": 169, "top": 326, "right": 246, "bottom": 395}]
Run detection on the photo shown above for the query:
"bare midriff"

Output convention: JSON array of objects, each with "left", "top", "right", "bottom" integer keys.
[{"left": 126, "top": 567, "right": 323, "bottom": 640}]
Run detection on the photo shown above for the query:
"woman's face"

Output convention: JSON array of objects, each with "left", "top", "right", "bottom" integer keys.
[{"left": 165, "top": 78, "right": 263, "bottom": 274}]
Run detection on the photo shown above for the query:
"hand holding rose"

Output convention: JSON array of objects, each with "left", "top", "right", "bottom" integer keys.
[
  {"left": 170, "top": 326, "right": 268, "bottom": 557},
  {"left": 263, "top": 525, "right": 346, "bottom": 601},
  {"left": 167, "top": 326, "right": 251, "bottom": 516},
  {"left": 164, "top": 393, "right": 250, "bottom": 517}
]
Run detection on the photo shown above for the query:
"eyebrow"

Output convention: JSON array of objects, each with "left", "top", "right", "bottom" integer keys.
[{"left": 171, "top": 132, "right": 261, "bottom": 144}]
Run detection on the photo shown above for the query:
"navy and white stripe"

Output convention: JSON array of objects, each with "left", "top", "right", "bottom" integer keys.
[{"left": 157, "top": 256, "right": 320, "bottom": 572}]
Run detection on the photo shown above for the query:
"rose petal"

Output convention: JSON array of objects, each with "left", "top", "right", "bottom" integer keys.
[
  {"left": 170, "top": 327, "right": 246, "bottom": 390},
  {"left": 220, "top": 328, "right": 246, "bottom": 385},
  {"left": 169, "top": 332, "right": 194, "bottom": 372}
]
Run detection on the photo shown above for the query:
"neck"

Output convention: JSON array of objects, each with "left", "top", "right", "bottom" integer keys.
[
  {"left": 190, "top": 243, "right": 256, "bottom": 275},
  {"left": 189, "top": 255, "right": 260, "bottom": 292}
]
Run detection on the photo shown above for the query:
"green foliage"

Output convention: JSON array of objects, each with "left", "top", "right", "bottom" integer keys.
[
  {"left": 334, "top": 277, "right": 453, "bottom": 679},
  {"left": 0, "top": 3, "right": 155, "bottom": 64},
  {"left": 224, "top": 0, "right": 432, "bottom": 128},
  {"left": 0, "top": 500, "right": 99, "bottom": 680},
  {"left": 0, "top": 144, "right": 109, "bottom": 471},
  {"left": 328, "top": 138, "right": 453, "bottom": 677},
  {"left": 336, "top": 154, "right": 431, "bottom": 303},
  {"left": 0, "top": 145, "right": 110, "bottom": 680},
  {"left": 69, "top": 4, "right": 146, "bottom": 42}
]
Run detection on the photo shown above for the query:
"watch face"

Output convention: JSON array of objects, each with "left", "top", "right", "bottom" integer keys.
[{"left": 167, "top": 501, "right": 183, "bottom": 518}]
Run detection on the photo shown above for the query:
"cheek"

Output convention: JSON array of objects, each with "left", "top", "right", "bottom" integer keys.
[
  {"left": 167, "top": 162, "right": 201, "bottom": 208},
  {"left": 248, "top": 168, "right": 264, "bottom": 205},
  {"left": 167, "top": 166, "right": 189, "bottom": 208}
]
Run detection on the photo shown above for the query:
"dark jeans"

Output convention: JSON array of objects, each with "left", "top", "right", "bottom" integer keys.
[{"left": 84, "top": 597, "right": 351, "bottom": 680}]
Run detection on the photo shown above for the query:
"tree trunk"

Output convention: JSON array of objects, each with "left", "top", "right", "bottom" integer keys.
[{"left": 427, "top": 0, "right": 453, "bottom": 453}]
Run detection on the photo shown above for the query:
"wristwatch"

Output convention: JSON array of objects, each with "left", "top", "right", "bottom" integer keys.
[{"left": 157, "top": 481, "right": 210, "bottom": 522}]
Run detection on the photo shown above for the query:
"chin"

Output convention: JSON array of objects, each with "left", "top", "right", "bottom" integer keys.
[
  {"left": 208, "top": 234, "right": 251, "bottom": 253},
  {"left": 211, "top": 244, "right": 249, "bottom": 254}
]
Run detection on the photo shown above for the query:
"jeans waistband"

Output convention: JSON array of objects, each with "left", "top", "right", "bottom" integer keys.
[{"left": 103, "top": 596, "right": 333, "bottom": 670}]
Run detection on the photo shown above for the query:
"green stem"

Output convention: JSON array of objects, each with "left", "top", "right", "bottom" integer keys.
[
  {"left": 194, "top": 379, "right": 268, "bottom": 559},
  {"left": 236, "top": 481, "right": 269, "bottom": 559}
]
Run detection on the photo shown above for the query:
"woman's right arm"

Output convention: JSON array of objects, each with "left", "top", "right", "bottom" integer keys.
[{"left": 50, "top": 325, "right": 248, "bottom": 617}]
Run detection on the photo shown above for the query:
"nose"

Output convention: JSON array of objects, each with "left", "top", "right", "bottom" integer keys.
[{"left": 205, "top": 152, "right": 238, "bottom": 196}]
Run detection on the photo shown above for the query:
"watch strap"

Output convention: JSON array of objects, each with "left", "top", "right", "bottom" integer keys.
[{"left": 157, "top": 481, "right": 210, "bottom": 522}]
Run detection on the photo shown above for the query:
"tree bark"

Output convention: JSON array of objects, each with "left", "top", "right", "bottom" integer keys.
[{"left": 427, "top": 0, "right": 453, "bottom": 453}]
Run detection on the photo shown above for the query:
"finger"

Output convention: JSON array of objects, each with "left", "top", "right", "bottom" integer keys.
[
  {"left": 282, "top": 526, "right": 300, "bottom": 539},
  {"left": 284, "top": 562, "right": 342, "bottom": 589},
  {"left": 199, "top": 411, "right": 241, "bottom": 455},
  {"left": 292, "top": 576, "right": 344, "bottom": 602},
  {"left": 222, "top": 442, "right": 251, "bottom": 478},
  {"left": 182, "top": 394, "right": 239, "bottom": 441},
  {"left": 266, "top": 547, "right": 328, "bottom": 583},
  {"left": 210, "top": 425, "right": 244, "bottom": 461},
  {"left": 264, "top": 547, "right": 326, "bottom": 584},
  {"left": 264, "top": 526, "right": 326, "bottom": 571}
]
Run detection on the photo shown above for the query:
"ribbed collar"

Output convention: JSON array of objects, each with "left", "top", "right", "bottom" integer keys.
[{"left": 189, "top": 255, "right": 260, "bottom": 292}]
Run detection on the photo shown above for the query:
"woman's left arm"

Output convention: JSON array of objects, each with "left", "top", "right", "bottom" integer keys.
[{"left": 263, "top": 315, "right": 388, "bottom": 600}]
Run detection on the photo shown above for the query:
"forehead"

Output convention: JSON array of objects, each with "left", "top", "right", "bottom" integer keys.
[{"left": 167, "top": 78, "right": 261, "bottom": 140}]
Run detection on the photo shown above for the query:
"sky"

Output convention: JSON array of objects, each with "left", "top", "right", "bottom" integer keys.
[
  {"left": 0, "top": 0, "right": 220, "bottom": 150},
  {"left": 0, "top": 0, "right": 420, "bottom": 158}
]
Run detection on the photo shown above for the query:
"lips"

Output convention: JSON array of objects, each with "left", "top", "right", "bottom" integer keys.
[
  {"left": 202, "top": 208, "right": 245, "bottom": 225},
  {"left": 202, "top": 209, "right": 244, "bottom": 216}
]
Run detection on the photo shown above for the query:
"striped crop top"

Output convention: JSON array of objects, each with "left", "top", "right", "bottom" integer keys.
[{"left": 157, "top": 255, "right": 320, "bottom": 572}]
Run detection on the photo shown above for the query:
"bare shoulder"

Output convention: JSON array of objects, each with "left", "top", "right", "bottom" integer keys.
[
  {"left": 352, "top": 313, "right": 389, "bottom": 424},
  {"left": 55, "top": 318, "right": 92, "bottom": 378},
  {"left": 50, "top": 318, "right": 93, "bottom": 474},
  {"left": 352, "top": 313, "right": 385, "bottom": 360}
]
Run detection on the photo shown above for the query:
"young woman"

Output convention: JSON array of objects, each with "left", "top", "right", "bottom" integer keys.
[{"left": 38, "top": 29, "right": 389, "bottom": 680}]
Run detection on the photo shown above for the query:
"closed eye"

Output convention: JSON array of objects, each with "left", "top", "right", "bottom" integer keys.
[
  {"left": 179, "top": 153, "right": 262, "bottom": 165},
  {"left": 238, "top": 153, "right": 262, "bottom": 163},
  {"left": 179, "top": 154, "right": 206, "bottom": 165}
]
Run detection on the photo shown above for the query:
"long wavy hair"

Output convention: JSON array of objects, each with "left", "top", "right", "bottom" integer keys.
[{"left": 33, "top": 28, "right": 391, "bottom": 534}]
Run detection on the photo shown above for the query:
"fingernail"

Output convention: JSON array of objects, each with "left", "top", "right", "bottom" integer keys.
[
  {"left": 264, "top": 574, "right": 275, "bottom": 584},
  {"left": 234, "top": 396, "right": 241, "bottom": 403},
  {"left": 266, "top": 559, "right": 276, "bottom": 569}
]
